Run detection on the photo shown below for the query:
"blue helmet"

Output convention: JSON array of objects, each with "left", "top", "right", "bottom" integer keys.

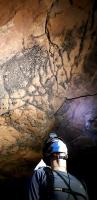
[
  {"left": 49, "top": 138, "right": 67, "bottom": 154},
  {"left": 42, "top": 132, "right": 68, "bottom": 165}
]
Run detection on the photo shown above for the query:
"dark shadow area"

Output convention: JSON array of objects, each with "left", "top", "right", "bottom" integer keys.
[
  {"left": 68, "top": 145, "right": 97, "bottom": 200},
  {"left": 0, "top": 176, "right": 30, "bottom": 200}
]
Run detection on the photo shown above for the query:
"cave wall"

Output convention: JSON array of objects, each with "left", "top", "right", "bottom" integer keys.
[{"left": 0, "top": 0, "right": 97, "bottom": 185}]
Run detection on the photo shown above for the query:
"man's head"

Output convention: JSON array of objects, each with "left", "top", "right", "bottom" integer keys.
[{"left": 42, "top": 132, "right": 68, "bottom": 166}]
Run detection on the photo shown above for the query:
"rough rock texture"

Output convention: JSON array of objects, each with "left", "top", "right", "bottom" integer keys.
[{"left": 0, "top": 0, "right": 97, "bottom": 187}]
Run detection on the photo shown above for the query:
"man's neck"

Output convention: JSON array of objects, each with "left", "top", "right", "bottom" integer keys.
[
  {"left": 52, "top": 166, "right": 67, "bottom": 172},
  {"left": 51, "top": 158, "right": 67, "bottom": 172}
]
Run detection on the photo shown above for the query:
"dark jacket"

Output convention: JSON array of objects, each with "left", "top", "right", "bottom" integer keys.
[{"left": 29, "top": 167, "right": 88, "bottom": 200}]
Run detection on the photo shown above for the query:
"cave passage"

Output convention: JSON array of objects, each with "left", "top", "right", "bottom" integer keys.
[{"left": 0, "top": 0, "right": 97, "bottom": 199}]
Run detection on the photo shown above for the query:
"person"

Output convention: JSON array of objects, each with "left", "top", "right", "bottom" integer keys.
[{"left": 29, "top": 132, "right": 89, "bottom": 200}]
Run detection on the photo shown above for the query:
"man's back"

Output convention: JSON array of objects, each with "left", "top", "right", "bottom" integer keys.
[
  {"left": 29, "top": 167, "right": 88, "bottom": 200},
  {"left": 50, "top": 169, "right": 87, "bottom": 200}
]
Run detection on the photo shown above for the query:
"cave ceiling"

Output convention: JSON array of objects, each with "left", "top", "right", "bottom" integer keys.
[{"left": 0, "top": 0, "right": 97, "bottom": 178}]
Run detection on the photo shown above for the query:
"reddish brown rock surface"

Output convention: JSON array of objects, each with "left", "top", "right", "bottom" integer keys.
[{"left": 0, "top": 0, "right": 97, "bottom": 181}]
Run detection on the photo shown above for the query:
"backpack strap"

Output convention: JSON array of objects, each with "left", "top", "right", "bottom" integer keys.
[
  {"left": 53, "top": 187, "right": 87, "bottom": 199},
  {"left": 55, "top": 171, "right": 87, "bottom": 200},
  {"left": 43, "top": 167, "right": 54, "bottom": 199}
]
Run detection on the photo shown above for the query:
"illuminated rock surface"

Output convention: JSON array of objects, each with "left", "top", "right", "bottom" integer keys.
[{"left": 0, "top": 0, "right": 97, "bottom": 199}]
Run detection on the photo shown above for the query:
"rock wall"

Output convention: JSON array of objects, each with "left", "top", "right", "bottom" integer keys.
[{"left": 0, "top": 0, "right": 97, "bottom": 180}]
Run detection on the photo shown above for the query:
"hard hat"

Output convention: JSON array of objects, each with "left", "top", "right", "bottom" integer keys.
[
  {"left": 49, "top": 138, "right": 68, "bottom": 154},
  {"left": 42, "top": 132, "right": 68, "bottom": 165}
]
